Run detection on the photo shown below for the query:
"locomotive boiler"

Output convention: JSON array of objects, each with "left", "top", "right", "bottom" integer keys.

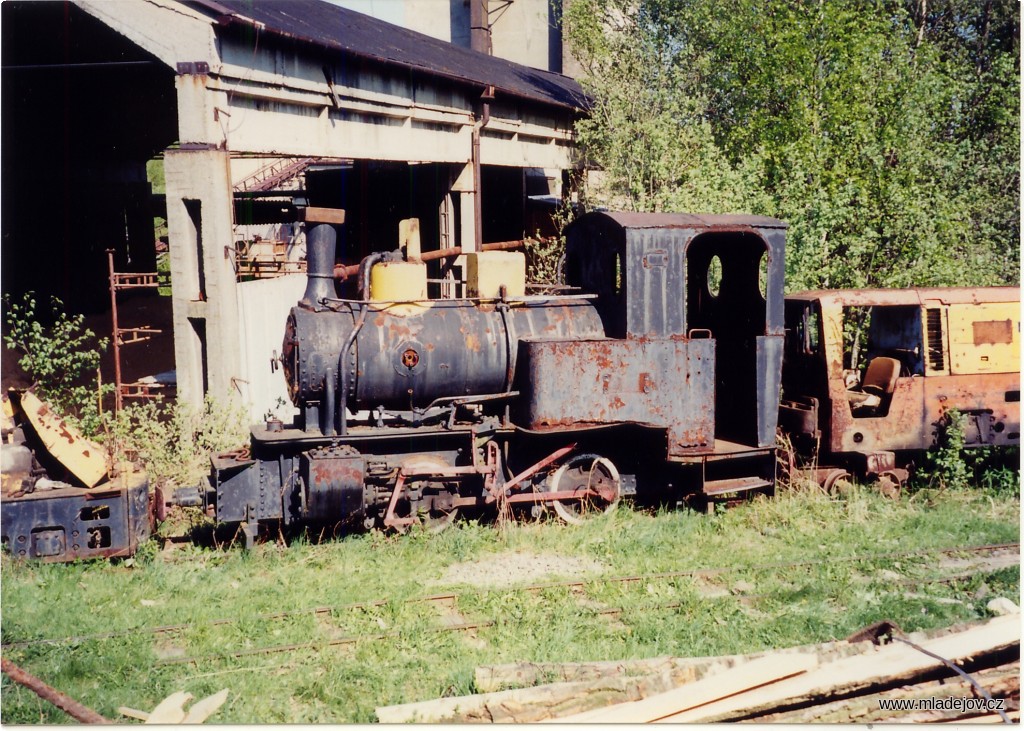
[{"left": 191, "top": 210, "right": 788, "bottom": 546}]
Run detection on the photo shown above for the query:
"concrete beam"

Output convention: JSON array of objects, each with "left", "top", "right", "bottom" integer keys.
[
  {"left": 73, "top": 0, "right": 219, "bottom": 71},
  {"left": 176, "top": 70, "right": 228, "bottom": 147}
]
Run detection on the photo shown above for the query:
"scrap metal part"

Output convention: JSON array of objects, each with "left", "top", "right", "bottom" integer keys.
[
  {"left": 1, "top": 389, "right": 152, "bottom": 562},
  {"left": 1, "top": 472, "right": 150, "bottom": 561},
  {"left": 1, "top": 657, "right": 111, "bottom": 724}
]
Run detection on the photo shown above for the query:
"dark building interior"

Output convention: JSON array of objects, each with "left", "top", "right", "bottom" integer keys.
[{"left": 2, "top": 1, "right": 176, "bottom": 313}]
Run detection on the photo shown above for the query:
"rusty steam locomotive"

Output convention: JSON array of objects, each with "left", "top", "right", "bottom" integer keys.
[{"left": 182, "top": 210, "right": 787, "bottom": 546}]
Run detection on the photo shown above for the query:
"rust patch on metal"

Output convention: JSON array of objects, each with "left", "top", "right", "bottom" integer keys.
[
  {"left": 387, "top": 320, "right": 414, "bottom": 340},
  {"left": 401, "top": 348, "right": 420, "bottom": 368},
  {"left": 973, "top": 319, "right": 1013, "bottom": 345}
]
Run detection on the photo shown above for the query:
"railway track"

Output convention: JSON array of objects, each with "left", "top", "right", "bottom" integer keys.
[{"left": 4, "top": 541, "right": 1017, "bottom": 664}]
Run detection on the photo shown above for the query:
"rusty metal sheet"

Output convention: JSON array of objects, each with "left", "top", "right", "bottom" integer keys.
[
  {"left": 16, "top": 391, "right": 107, "bottom": 487},
  {"left": 517, "top": 338, "right": 715, "bottom": 455},
  {"left": 755, "top": 334, "right": 784, "bottom": 448},
  {"left": 624, "top": 230, "right": 687, "bottom": 338},
  {"left": 302, "top": 447, "right": 365, "bottom": 522},
  {"left": 787, "top": 287, "right": 1020, "bottom": 308},
  {"left": 972, "top": 319, "right": 1014, "bottom": 346},
  {"left": 576, "top": 211, "right": 788, "bottom": 231},
  {"left": 830, "top": 377, "right": 927, "bottom": 454},
  {"left": 924, "top": 374, "right": 1021, "bottom": 447}
]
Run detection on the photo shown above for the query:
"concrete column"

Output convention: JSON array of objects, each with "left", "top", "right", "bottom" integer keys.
[
  {"left": 451, "top": 162, "right": 478, "bottom": 253},
  {"left": 164, "top": 147, "right": 240, "bottom": 408}
]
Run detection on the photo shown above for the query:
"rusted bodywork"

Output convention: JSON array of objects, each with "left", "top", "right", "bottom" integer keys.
[
  {"left": 517, "top": 338, "right": 716, "bottom": 455},
  {"left": 188, "top": 210, "right": 790, "bottom": 543},
  {"left": 780, "top": 287, "right": 1020, "bottom": 478},
  {"left": 2, "top": 390, "right": 152, "bottom": 562},
  {"left": 562, "top": 212, "right": 787, "bottom": 455}
]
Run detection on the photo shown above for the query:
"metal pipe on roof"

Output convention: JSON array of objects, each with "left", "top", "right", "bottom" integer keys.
[{"left": 469, "top": 0, "right": 492, "bottom": 55}]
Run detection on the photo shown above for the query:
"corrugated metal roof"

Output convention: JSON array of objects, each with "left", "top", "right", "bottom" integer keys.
[{"left": 186, "top": 0, "right": 586, "bottom": 111}]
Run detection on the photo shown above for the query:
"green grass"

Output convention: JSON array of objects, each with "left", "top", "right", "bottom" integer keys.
[{"left": 1, "top": 485, "right": 1019, "bottom": 724}]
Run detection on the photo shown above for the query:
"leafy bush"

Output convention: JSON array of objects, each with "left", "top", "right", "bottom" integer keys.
[
  {"left": 524, "top": 235, "right": 565, "bottom": 286},
  {"left": 101, "top": 397, "right": 249, "bottom": 488},
  {"left": 917, "top": 409, "right": 970, "bottom": 491},
  {"left": 3, "top": 292, "right": 111, "bottom": 435},
  {"left": 914, "top": 410, "right": 1020, "bottom": 494}
]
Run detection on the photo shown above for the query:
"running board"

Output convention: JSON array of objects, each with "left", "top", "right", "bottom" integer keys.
[{"left": 702, "top": 476, "right": 774, "bottom": 496}]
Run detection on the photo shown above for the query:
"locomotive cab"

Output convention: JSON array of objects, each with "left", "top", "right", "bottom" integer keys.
[{"left": 553, "top": 212, "right": 787, "bottom": 504}]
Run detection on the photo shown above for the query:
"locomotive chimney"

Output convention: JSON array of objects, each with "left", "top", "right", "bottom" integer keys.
[{"left": 299, "top": 207, "right": 346, "bottom": 309}]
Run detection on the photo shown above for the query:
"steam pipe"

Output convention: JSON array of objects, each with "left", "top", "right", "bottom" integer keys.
[
  {"left": 357, "top": 252, "right": 390, "bottom": 300},
  {"left": 322, "top": 366, "right": 336, "bottom": 437},
  {"left": 338, "top": 304, "right": 368, "bottom": 436}
]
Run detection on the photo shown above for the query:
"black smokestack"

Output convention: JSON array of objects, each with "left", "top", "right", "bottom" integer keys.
[{"left": 299, "top": 207, "right": 345, "bottom": 309}]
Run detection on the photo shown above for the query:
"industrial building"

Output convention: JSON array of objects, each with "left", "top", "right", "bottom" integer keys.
[{"left": 1, "top": 0, "right": 585, "bottom": 419}]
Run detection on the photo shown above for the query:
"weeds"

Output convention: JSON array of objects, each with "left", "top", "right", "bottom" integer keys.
[
  {"left": 524, "top": 235, "right": 565, "bottom": 286},
  {"left": 913, "top": 409, "right": 1019, "bottom": 496},
  {"left": 923, "top": 408, "right": 971, "bottom": 490},
  {"left": 99, "top": 397, "right": 248, "bottom": 487},
  {"left": 524, "top": 199, "right": 579, "bottom": 286}
]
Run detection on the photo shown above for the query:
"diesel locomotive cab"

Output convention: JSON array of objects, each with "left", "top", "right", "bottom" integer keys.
[{"left": 780, "top": 288, "right": 1021, "bottom": 488}]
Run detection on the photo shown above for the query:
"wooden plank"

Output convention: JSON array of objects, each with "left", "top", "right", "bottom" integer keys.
[
  {"left": 758, "top": 662, "right": 1019, "bottom": 723},
  {"left": 551, "top": 653, "right": 820, "bottom": 723},
  {"left": 474, "top": 656, "right": 684, "bottom": 692},
  {"left": 474, "top": 618, "right": 982, "bottom": 693},
  {"left": 375, "top": 670, "right": 683, "bottom": 724},
  {"left": 661, "top": 613, "right": 1020, "bottom": 723},
  {"left": 938, "top": 710, "right": 1020, "bottom": 723},
  {"left": 475, "top": 637, "right": 879, "bottom": 693},
  {"left": 298, "top": 206, "right": 345, "bottom": 225}
]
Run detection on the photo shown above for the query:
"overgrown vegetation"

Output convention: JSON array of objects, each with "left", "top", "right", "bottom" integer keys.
[
  {"left": 102, "top": 398, "right": 249, "bottom": 487},
  {"left": 3, "top": 293, "right": 112, "bottom": 435},
  {"left": 914, "top": 409, "right": 1021, "bottom": 495},
  {"left": 562, "top": 0, "right": 1020, "bottom": 291},
  {"left": 3, "top": 292, "right": 247, "bottom": 487},
  {"left": 1, "top": 488, "right": 1017, "bottom": 724}
]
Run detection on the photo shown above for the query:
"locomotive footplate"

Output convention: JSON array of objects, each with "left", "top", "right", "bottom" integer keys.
[
  {"left": 1, "top": 472, "right": 151, "bottom": 561},
  {"left": 670, "top": 439, "right": 777, "bottom": 498}
]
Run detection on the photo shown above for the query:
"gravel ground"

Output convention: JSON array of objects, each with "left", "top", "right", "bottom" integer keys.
[{"left": 431, "top": 550, "right": 607, "bottom": 589}]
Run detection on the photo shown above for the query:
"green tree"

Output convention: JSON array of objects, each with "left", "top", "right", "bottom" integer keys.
[{"left": 562, "top": 0, "right": 1019, "bottom": 290}]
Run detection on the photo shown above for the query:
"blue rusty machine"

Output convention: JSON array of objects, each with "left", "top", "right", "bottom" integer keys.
[{"left": 188, "top": 210, "right": 787, "bottom": 545}]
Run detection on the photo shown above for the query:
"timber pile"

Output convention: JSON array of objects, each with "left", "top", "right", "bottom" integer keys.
[{"left": 374, "top": 613, "right": 1020, "bottom": 723}]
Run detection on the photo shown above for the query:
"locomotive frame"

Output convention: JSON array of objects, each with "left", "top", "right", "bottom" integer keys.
[{"left": 184, "top": 210, "right": 788, "bottom": 545}]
